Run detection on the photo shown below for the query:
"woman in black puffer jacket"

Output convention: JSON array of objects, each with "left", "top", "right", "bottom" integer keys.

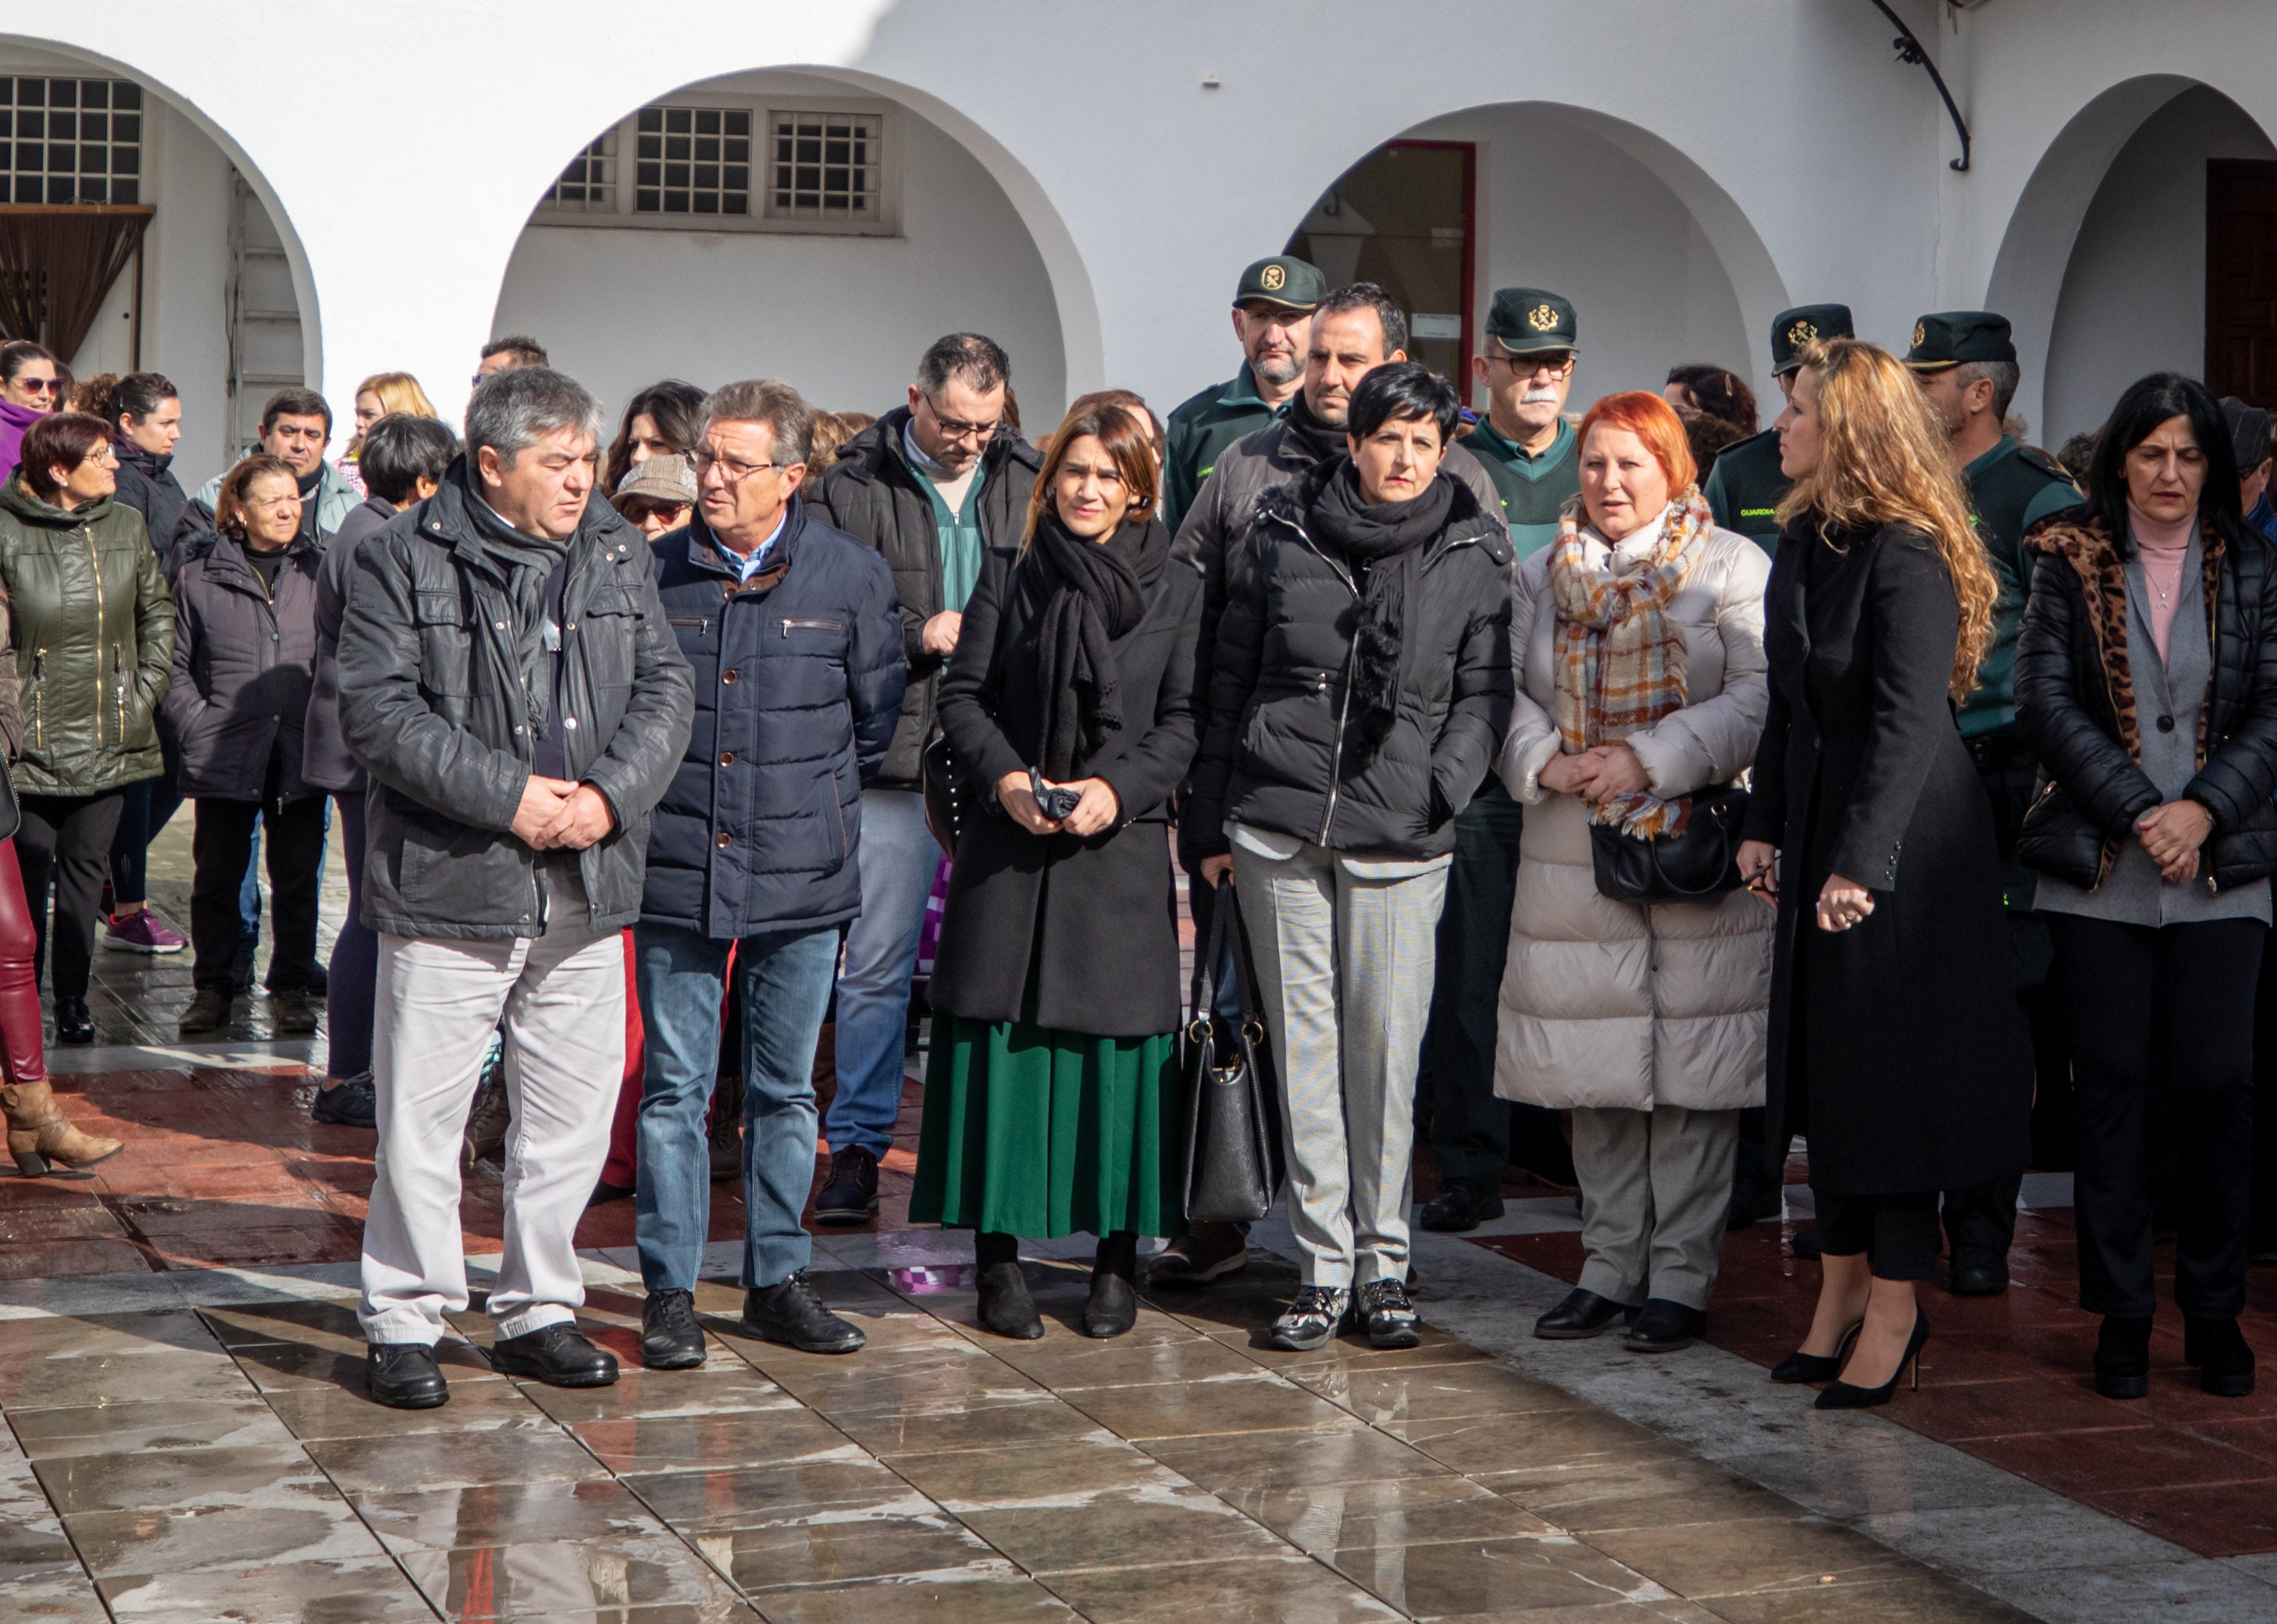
[
  {"left": 1188, "top": 362, "right": 1512, "bottom": 1355},
  {"left": 2016, "top": 371, "right": 2277, "bottom": 1405}
]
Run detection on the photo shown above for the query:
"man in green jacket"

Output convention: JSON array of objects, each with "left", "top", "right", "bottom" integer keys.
[
  {"left": 1160, "top": 256, "right": 1324, "bottom": 531},
  {"left": 1460, "top": 287, "right": 1581, "bottom": 561},
  {"left": 1703, "top": 304, "right": 1854, "bottom": 553}
]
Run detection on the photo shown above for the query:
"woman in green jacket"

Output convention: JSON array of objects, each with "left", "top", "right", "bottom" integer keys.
[{"left": 0, "top": 412, "right": 173, "bottom": 1042}]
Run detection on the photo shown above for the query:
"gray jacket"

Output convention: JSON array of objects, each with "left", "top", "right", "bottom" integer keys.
[
  {"left": 302, "top": 496, "right": 395, "bottom": 794},
  {"left": 164, "top": 532, "right": 324, "bottom": 801},
  {"left": 337, "top": 462, "right": 694, "bottom": 941}
]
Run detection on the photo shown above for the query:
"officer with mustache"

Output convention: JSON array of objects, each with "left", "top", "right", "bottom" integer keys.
[{"left": 1459, "top": 288, "right": 1584, "bottom": 561}]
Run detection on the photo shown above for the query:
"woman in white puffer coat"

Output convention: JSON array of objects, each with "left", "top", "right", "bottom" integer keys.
[{"left": 1495, "top": 390, "right": 1773, "bottom": 1356}]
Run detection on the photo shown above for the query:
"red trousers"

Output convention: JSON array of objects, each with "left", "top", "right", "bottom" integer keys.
[{"left": 0, "top": 839, "right": 46, "bottom": 1084}]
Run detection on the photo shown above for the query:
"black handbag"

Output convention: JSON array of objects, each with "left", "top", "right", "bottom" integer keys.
[
  {"left": 1179, "top": 878, "right": 1285, "bottom": 1223},
  {"left": 920, "top": 732, "right": 964, "bottom": 854},
  {"left": 1589, "top": 785, "right": 1750, "bottom": 903}
]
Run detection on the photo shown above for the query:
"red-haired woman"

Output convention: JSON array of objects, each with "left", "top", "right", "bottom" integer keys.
[{"left": 1498, "top": 390, "right": 1773, "bottom": 1355}]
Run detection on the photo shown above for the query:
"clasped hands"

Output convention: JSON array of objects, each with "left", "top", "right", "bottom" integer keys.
[
  {"left": 1538, "top": 743, "right": 1649, "bottom": 804},
  {"left": 2136, "top": 798, "right": 2212, "bottom": 883},
  {"left": 997, "top": 769, "right": 1120, "bottom": 839},
  {"left": 1737, "top": 839, "right": 1874, "bottom": 934},
  {"left": 511, "top": 775, "right": 615, "bottom": 851}
]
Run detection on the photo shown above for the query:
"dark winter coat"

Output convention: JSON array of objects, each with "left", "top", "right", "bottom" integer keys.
[
  {"left": 640, "top": 499, "right": 904, "bottom": 939},
  {"left": 931, "top": 536, "right": 1204, "bottom": 1035},
  {"left": 1743, "top": 520, "right": 2030, "bottom": 1193},
  {"left": 337, "top": 463, "right": 694, "bottom": 941},
  {"left": 165, "top": 532, "right": 323, "bottom": 802},
  {"left": 1186, "top": 467, "right": 1513, "bottom": 861},
  {"left": 2015, "top": 515, "right": 2277, "bottom": 892},
  {"left": 804, "top": 408, "right": 1040, "bottom": 790},
  {"left": 301, "top": 497, "right": 397, "bottom": 795},
  {"left": 0, "top": 476, "right": 173, "bottom": 796},
  {"left": 111, "top": 440, "right": 192, "bottom": 578}
]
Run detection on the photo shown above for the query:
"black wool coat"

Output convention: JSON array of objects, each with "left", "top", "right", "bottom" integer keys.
[
  {"left": 929, "top": 539, "right": 1204, "bottom": 1037},
  {"left": 1741, "top": 521, "right": 2030, "bottom": 1194}
]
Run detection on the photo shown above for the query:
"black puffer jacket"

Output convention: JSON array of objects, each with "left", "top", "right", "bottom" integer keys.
[
  {"left": 111, "top": 440, "right": 192, "bottom": 578},
  {"left": 2015, "top": 515, "right": 2277, "bottom": 891},
  {"left": 1187, "top": 465, "right": 1513, "bottom": 860},
  {"left": 165, "top": 532, "right": 323, "bottom": 801}
]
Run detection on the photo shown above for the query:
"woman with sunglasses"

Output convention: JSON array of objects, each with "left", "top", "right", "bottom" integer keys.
[{"left": 0, "top": 342, "right": 60, "bottom": 483}]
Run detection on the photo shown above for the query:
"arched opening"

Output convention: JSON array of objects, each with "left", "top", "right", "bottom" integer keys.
[{"left": 492, "top": 66, "right": 1071, "bottom": 443}]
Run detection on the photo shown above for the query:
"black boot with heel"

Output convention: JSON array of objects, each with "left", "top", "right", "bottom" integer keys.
[{"left": 974, "top": 1231, "right": 1043, "bottom": 1341}]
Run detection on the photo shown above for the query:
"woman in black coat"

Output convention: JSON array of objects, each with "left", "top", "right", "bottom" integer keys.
[
  {"left": 1737, "top": 339, "right": 2029, "bottom": 1409},
  {"left": 911, "top": 394, "right": 1203, "bottom": 1343},
  {"left": 2015, "top": 373, "right": 2277, "bottom": 1402}
]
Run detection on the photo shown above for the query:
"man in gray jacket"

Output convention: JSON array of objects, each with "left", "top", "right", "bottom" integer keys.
[{"left": 339, "top": 368, "right": 693, "bottom": 1409}]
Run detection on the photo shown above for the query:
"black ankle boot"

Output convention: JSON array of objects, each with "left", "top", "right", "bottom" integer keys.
[
  {"left": 973, "top": 1232, "right": 1043, "bottom": 1341},
  {"left": 2185, "top": 1314, "right": 2256, "bottom": 1398},
  {"left": 2093, "top": 1314, "right": 2153, "bottom": 1400},
  {"left": 1083, "top": 1232, "right": 1139, "bottom": 1339}
]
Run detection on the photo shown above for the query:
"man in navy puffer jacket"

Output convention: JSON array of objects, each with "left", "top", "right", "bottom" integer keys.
[{"left": 634, "top": 379, "right": 903, "bottom": 1369}]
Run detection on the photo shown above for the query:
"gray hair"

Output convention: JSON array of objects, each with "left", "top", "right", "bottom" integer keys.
[
  {"left": 1955, "top": 359, "right": 2022, "bottom": 425},
  {"left": 464, "top": 367, "right": 605, "bottom": 467},
  {"left": 701, "top": 378, "right": 814, "bottom": 468},
  {"left": 915, "top": 332, "right": 1010, "bottom": 398}
]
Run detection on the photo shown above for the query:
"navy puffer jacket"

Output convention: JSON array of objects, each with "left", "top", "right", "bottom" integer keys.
[{"left": 640, "top": 497, "right": 905, "bottom": 937}]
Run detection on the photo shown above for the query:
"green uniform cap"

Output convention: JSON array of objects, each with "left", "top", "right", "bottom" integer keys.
[
  {"left": 1770, "top": 304, "right": 1855, "bottom": 375},
  {"left": 1485, "top": 287, "right": 1577, "bottom": 354},
  {"left": 1234, "top": 255, "right": 1326, "bottom": 312},
  {"left": 1905, "top": 310, "right": 2017, "bottom": 372}
]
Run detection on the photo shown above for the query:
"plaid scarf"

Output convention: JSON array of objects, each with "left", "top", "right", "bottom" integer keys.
[{"left": 1548, "top": 490, "right": 1712, "bottom": 835}]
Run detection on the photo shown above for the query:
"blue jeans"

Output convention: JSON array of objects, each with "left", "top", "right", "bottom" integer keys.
[
  {"left": 634, "top": 921, "right": 839, "bottom": 1292},
  {"left": 825, "top": 789, "right": 938, "bottom": 1157}
]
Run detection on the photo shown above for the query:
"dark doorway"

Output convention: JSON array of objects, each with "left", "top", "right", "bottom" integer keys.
[
  {"left": 1287, "top": 141, "right": 1474, "bottom": 391},
  {"left": 2208, "top": 158, "right": 2277, "bottom": 406}
]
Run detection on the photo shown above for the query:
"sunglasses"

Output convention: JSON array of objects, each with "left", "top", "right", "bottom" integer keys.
[{"left": 16, "top": 377, "right": 60, "bottom": 396}]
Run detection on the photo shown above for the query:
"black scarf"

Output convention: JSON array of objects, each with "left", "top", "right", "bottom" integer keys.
[
  {"left": 454, "top": 461, "right": 570, "bottom": 735},
  {"left": 1280, "top": 389, "right": 1347, "bottom": 471},
  {"left": 1027, "top": 512, "right": 1168, "bottom": 778},
  {"left": 1307, "top": 462, "right": 1454, "bottom": 763}
]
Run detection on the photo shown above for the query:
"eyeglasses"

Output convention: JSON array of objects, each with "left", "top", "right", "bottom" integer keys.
[
  {"left": 919, "top": 397, "right": 1001, "bottom": 443},
  {"left": 1496, "top": 352, "right": 1575, "bottom": 379},
  {"left": 692, "top": 450, "right": 789, "bottom": 484}
]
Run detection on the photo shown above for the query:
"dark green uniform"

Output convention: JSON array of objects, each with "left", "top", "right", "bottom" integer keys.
[
  {"left": 1163, "top": 363, "right": 1282, "bottom": 533},
  {"left": 1702, "top": 429, "right": 1788, "bottom": 552},
  {"left": 1464, "top": 416, "right": 1580, "bottom": 561},
  {"left": 1959, "top": 434, "right": 2079, "bottom": 739}
]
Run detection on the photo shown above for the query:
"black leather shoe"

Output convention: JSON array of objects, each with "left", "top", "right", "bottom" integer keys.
[
  {"left": 1948, "top": 1256, "right": 2010, "bottom": 1297},
  {"left": 2093, "top": 1314, "right": 2152, "bottom": 1401},
  {"left": 52, "top": 997, "right": 93, "bottom": 1045},
  {"left": 743, "top": 1270, "right": 866, "bottom": 1354},
  {"left": 1418, "top": 1179, "right": 1506, "bottom": 1233},
  {"left": 1533, "top": 1287, "right": 1640, "bottom": 1341},
  {"left": 1790, "top": 1227, "right": 1823, "bottom": 1261},
  {"left": 1082, "top": 1233, "right": 1139, "bottom": 1339},
  {"left": 2186, "top": 1314, "right": 2256, "bottom": 1398},
  {"left": 814, "top": 1147, "right": 881, "bottom": 1227},
  {"left": 366, "top": 1342, "right": 449, "bottom": 1409},
  {"left": 1624, "top": 1298, "right": 1708, "bottom": 1353},
  {"left": 490, "top": 1323, "right": 619, "bottom": 1387},
  {"left": 978, "top": 1262, "right": 1045, "bottom": 1340},
  {"left": 640, "top": 1288, "right": 707, "bottom": 1370}
]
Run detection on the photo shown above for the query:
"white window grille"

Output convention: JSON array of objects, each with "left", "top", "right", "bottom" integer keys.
[
  {"left": 636, "top": 105, "right": 751, "bottom": 217},
  {"left": 0, "top": 77, "right": 142, "bottom": 205},
  {"left": 546, "top": 130, "right": 614, "bottom": 212},
  {"left": 764, "top": 110, "right": 882, "bottom": 223}
]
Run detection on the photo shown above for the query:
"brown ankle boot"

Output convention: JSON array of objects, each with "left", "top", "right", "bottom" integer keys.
[{"left": 2, "top": 1079, "right": 123, "bottom": 1177}]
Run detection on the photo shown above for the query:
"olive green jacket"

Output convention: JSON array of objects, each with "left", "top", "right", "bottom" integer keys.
[{"left": 0, "top": 477, "right": 173, "bottom": 796}]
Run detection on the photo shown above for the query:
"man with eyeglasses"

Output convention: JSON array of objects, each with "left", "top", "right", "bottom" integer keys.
[
  {"left": 1460, "top": 288, "right": 1584, "bottom": 561},
  {"left": 804, "top": 333, "right": 1039, "bottom": 1228},
  {"left": 1161, "top": 256, "right": 1326, "bottom": 531},
  {"left": 633, "top": 379, "right": 903, "bottom": 1368}
]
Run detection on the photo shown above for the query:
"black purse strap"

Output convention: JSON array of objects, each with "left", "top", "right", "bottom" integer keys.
[
  {"left": 1220, "top": 881, "right": 1265, "bottom": 1032},
  {"left": 1188, "top": 873, "right": 1234, "bottom": 1041}
]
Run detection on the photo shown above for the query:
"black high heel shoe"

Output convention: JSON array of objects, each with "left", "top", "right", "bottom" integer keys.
[
  {"left": 1815, "top": 1309, "right": 1928, "bottom": 1410},
  {"left": 1770, "top": 1320, "right": 1862, "bottom": 1384}
]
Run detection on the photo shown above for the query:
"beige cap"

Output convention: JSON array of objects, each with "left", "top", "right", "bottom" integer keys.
[{"left": 615, "top": 453, "right": 697, "bottom": 505}]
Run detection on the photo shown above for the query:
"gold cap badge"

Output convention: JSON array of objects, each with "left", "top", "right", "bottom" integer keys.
[
  {"left": 1913, "top": 322, "right": 1927, "bottom": 349},
  {"left": 1260, "top": 263, "right": 1286, "bottom": 292},
  {"left": 1527, "top": 303, "right": 1559, "bottom": 332},
  {"left": 1787, "top": 320, "right": 1817, "bottom": 347}
]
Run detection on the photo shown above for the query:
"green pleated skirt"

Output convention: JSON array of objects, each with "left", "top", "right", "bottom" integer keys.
[{"left": 908, "top": 1017, "right": 1185, "bottom": 1239}]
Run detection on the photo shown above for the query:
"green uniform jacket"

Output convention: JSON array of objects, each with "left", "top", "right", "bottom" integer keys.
[
  {"left": 1961, "top": 434, "right": 2079, "bottom": 738},
  {"left": 1162, "top": 364, "right": 1281, "bottom": 532},
  {"left": 1463, "top": 417, "right": 1580, "bottom": 561},
  {"left": 0, "top": 476, "right": 173, "bottom": 796},
  {"left": 1703, "top": 428, "right": 1787, "bottom": 553}
]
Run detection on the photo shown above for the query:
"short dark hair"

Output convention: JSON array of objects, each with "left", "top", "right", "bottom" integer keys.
[
  {"left": 2056, "top": 429, "right": 2101, "bottom": 485},
  {"left": 103, "top": 371, "right": 176, "bottom": 426},
  {"left": 1315, "top": 283, "right": 1409, "bottom": 358},
  {"left": 262, "top": 386, "right": 331, "bottom": 434},
  {"left": 359, "top": 415, "right": 461, "bottom": 505},
  {"left": 1345, "top": 361, "right": 1459, "bottom": 444},
  {"left": 0, "top": 340, "right": 54, "bottom": 386},
  {"left": 2081, "top": 372, "right": 2243, "bottom": 556},
  {"left": 916, "top": 333, "right": 1010, "bottom": 397},
  {"left": 482, "top": 335, "right": 549, "bottom": 369},
  {"left": 1665, "top": 363, "right": 1759, "bottom": 436},
  {"left": 16, "top": 412, "right": 109, "bottom": 500},
  {"left": 702, "top": 379, "right": 815, "bottom": 468},
  {"left": 214, "top": 453, "right": 298, "bottom": 538}
]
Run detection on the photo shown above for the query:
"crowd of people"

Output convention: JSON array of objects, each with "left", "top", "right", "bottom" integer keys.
[{"left": 0, "top": 249, "right": 2271, "bottom": 1416}]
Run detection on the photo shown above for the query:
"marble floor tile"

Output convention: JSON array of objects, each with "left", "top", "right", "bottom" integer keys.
[
  {"left": 265, "top": 1376, "right": 558, "bottom": 1439},
  {"left": 96, "top": 1554, "right": 433, "bottom": 1620},
  {"left": 1224, "top": 1475, "right": 1558, "bottom": 1555},
  {"left": 1862, "top": 1500, "right": 2190, "bottom": 1576},
  {"left": 1718, "top": 1436, "right": 2062, "bottom": 1521},
  {"left": 626, "top": 1458, "right": 935, "bottom": 1533},
  {"left": 1380, "top": 1408, "right": 1686, "bottom": 1476},
  {"left": 229, "top": 1334, "right": 495, "bottom": 1393},
  {"left": 1972, "top": 1556, "right": 2277, "bottom": 1624},
  {"left": 693, "top": 1512, "right": 1010, "bottom": 1592},
  {"left": 1702, "top": 1572, "right": 2041, "bottom": 1623},
  {"left": 1477, "top": 1455, "right": 1811, "bottom": 1533},
  {"left": 1330, "top": 1534, "right": 1672, "bottom": 1618},
  {"left": 833, "top": 1394, "right": 1116, "bottom": 1458},
  {"left": 8, "top": 1396, "right": 294, "bottom": 1458},
  {"left": 198, "top": 1297, "right": 367, "bottom": 1350},
  {"left": 63, "top": 1501, "right": 387, "bottom": 1576},
  {"left": 0, "top": 1307, "right": 221, "bottom": 1360},
  {"left": 739, "top": 1572, "right": 1079, "bottom": 1623},
  {"left": 883, "top": 1436, "right": 1192, "bottom": 1510},
  {"left": 956, "top": 1483, "right": 1296, "bottom": 1573},
  {"left": 1041, "top": 1552, "right": 1406, "bottom": 1622},
  {"left": 785, "top": 1355, "right": 1050, "bottom": 1419},
  {"left": 355, "top": 1477, "right": 668, "bottom": 1553},
  {"left": 305, "top": 1427, "right": 609, "bottom": 1492},
  {"left": 1296, "top": 1359, "right": 1597, "bottom": 1425},
  {"left": 985, "top": 1325, "right": 1263, "bottom": 1391},
  {"left": 399, "top": 1532, "right": 746, "bottom": 1619},
  {"left": 2, "top": 1573, "right": 110, "bottom": 1622},
  {"left": 1584, "top": 1513, "right": 1918, "bottom": 1598},
  {"left": 573, "top": 1406, "right": 863, "bottom": 1474},
  {"left": 1067, "top": 1370, "right": 1367, "bottom": 1441},
  {"left": 519, "top": 1362, "right": 798, "bottom": 1425},
  {"left": 1135, "top": 1426, "right": 1457, "bottom": 1494},
  {"left": 744, "top": 1341, "right": 1003, "bottom": 1414},
  {"left": 32, "top": 1441, "right": 333, "bottom": 1515},
  {"left": 0, "top": 1344, "right": 255, "bottom": 1409},
  {"left": 476, "top": 1609, "right": 757, "bottom": 1624}
]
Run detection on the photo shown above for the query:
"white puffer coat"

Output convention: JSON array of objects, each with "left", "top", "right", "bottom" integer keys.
[{"left": 1494, "top": 512, "right": 1773, "bottom": 1113}]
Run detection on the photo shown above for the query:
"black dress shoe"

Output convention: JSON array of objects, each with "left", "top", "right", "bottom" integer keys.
[
  {"left": 52, "top": 997, "right": 93, "bottom": 1046},
  {"left": 1816, "top": 1309, "right": 1930, "bottom": 1410},
  {"left": 1081, "top": 1233, "right": 1139, "bottom": 1339},
  {"left": 1948, "top": 1257, "right": 2010, "bottom": 1297},
  {"left": 2093, "top": 1314, "right": 2152, "bottom": 1400},
  {"left": 1532, "top": 1287, "right": 1640, "bottom": 1340},
  {"left": 366, "top": 1342, "right": 449, "bottom": 1409},
  {"left": 1790, "top": 1227, "right": 1823, "bottom": 1261},
  {"left": 1770, "top": 1320, "right": 1862, "bottom": 1384},
  {"left": 640, "top": 1288, "right": 707, "bottom": 1370},
  {"left": 1624, "top": 1298, "right": 1708, "bottom": 1353},
  {"left": 1418, "top": 1179, "right": 1506, "bottom": 1233},
  {"left": 2186, "top": 1314, "right": 2256, "bottom": 1398},
  {"left": 814, "top": 1146, "right": 880, "bottom": 1227},
  {"left": 978, "top": 1261, "right": 1046, "bottom": 1340},
  {"left": 743, "top": 1270, "right": 866, "bottom": 1354},
  {"left": 490, "top": 1323, "right": 619, "bottom": 1387}
]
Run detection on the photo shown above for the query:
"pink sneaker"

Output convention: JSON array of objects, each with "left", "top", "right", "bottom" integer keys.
[{"left": 102, "top": 910, "right": 187, "bottom": 954}]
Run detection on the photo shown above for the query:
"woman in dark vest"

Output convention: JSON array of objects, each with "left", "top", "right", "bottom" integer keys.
[
  {"left": 912, "top": 394, "right": 1203, "bottom": 1341},
  {"left": 1737, "top": 338, "right": 2029, "bottom": 1409}
]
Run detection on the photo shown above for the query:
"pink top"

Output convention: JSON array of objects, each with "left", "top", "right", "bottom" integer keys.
[{"left": 2128, "top": 499, "right": 2195, "bottom": 665}]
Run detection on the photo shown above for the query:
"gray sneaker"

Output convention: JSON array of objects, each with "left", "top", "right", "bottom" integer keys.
[
  {"left": 1358, "top": 1278, "right": 1421, "bottom": 1350},
  {"left": 1268, "top": 1285, "right": 1352, "bottom": 1352}
]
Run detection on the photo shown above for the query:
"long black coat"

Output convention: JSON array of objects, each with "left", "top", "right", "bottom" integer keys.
[
  {"left": 929, "top": 538, "right": 1203, "bottom": 1036},
  {"left": 1742, "top": 521, "right": 2029, "bottom": 1193}
]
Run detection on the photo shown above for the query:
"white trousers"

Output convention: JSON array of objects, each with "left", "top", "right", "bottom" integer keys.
[{"left": 358, "top": 921, "right": 625, "bottom": 1345}]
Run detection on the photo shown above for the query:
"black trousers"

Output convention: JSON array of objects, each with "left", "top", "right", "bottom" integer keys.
[
  {"left": 2049, "top": 912, "right": 2265, "bottom": 1320},
  {"left": 1815, "top": 1189, "right": 1941, "bottom": 1280},
  {"left": 15, "top": 789, "right": 126, "bottom": 1001},
  {"left": 190, "top": 757, "right": 325, "bottom": 994}
]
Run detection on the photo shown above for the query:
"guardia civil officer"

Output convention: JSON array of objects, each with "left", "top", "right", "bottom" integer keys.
[
  {"left": 1907, "top": 310, "right": 2079, "bottom": 1298},
  {"left": 1161, "top": 257, "right": 1324, "bottom": 531},
  {"left": 1704, "top": 304, "right": 1855, "bottom": 553},
  {"left": 1459, "top": 288, "right": 1583, "bottom": 559}
]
